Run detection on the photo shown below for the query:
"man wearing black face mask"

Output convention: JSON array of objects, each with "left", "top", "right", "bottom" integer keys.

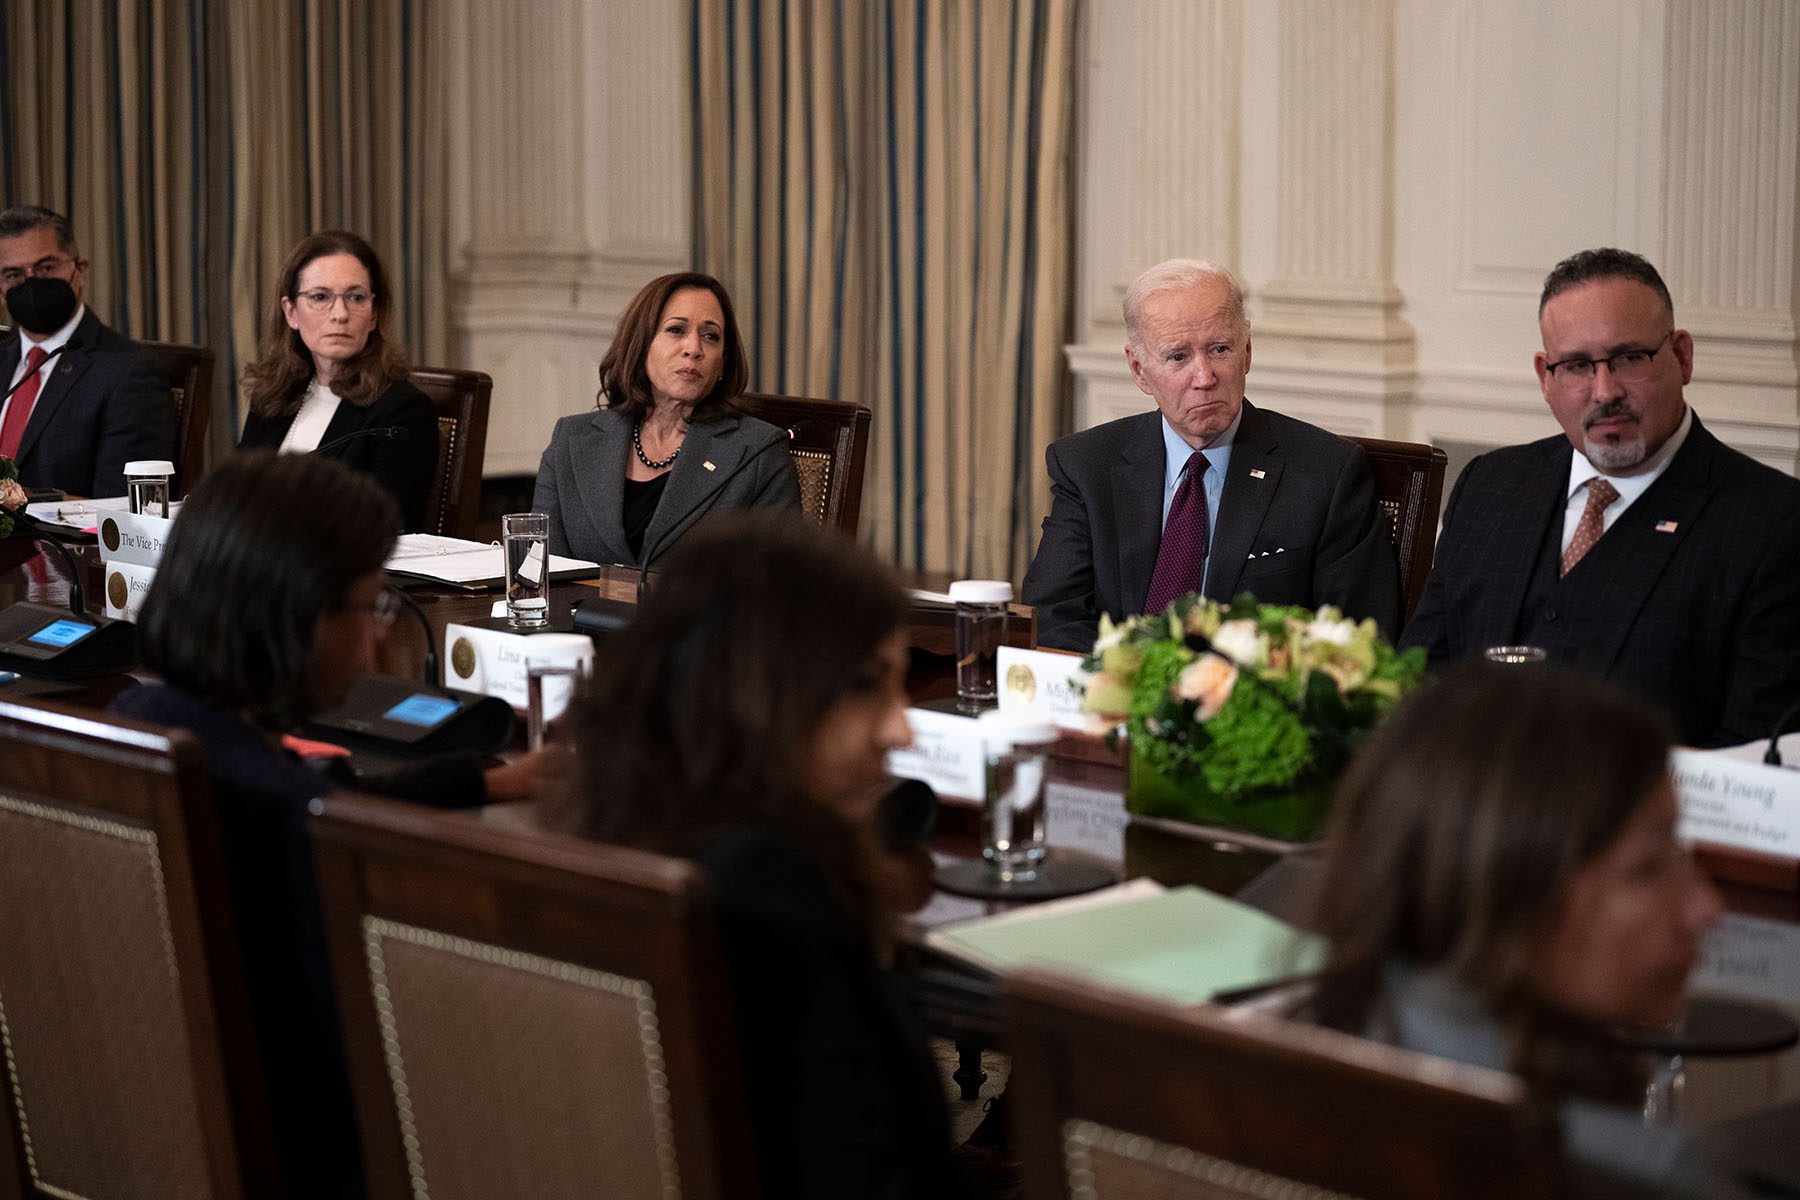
[{"left": 0, "top": 206, "right": 169, "bottom": 498}]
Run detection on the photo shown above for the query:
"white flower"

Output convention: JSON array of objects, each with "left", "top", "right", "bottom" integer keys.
[
  {"left": 1210, "top": 619, "right": 1268, "bottom": 668},
  {"left": 0, "top": 478, "right": 25, "bottom": 513},
  {"left": 1305, "top": 614, "right": 1358, "bottom": 647},
  {"left": 1174, "top": 653, "right": 1238, "bottom": 720}
]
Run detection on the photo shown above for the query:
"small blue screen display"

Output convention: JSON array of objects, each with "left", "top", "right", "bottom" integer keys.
[
  {"left": 26, "top": 619, "right": 95, "bottom": 649},
  {"left": 382, "top": 694, "right": 461, "bottom": 728}
]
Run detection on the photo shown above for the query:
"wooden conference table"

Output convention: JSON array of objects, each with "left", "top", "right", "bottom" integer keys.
[{"left": 8, "top": 537, "right": 1798, "bottom": 1133}]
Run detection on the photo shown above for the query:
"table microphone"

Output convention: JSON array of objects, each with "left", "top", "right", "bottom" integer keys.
[
  {"left": 1762, "top": 701, "right": 1800, "bottom": 767},
  {"left": 1, "top": 344, "right": 66, "bottom": 404},
  {"left": 385, "top": 584, "right": 440, "bottom": 684},
  {"left": 634, "top": 421, "right": 810, "bottom": 599},
  {"left": 5, "top": 512, "right": 91, "bottom": 612},
  {"left": 313, "top": 425, "right": 407, "bottom": 456}
]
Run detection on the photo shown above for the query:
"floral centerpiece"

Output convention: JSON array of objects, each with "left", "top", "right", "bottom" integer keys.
[
  {"left": 1081, "top": 593, "right": 1425, "bottom": 842},
  {"left": 0, "top": 457, "right": 26, "bottom": 540}
]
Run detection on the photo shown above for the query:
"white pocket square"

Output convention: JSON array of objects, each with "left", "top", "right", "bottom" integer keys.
[{"left": 1247, "top": 547, "right": 1287, "bottom": 559}]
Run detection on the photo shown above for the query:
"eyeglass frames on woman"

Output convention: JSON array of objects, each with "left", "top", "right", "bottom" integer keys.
[
  {"left": 293, "top": 288, "right": 376, "bottom": 313},
  {"left": 1543, "top": 331, "right": 1675, "bottom": 387}
]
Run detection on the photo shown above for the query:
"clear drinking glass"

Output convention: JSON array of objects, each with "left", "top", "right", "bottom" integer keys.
[
  {"left": 525, "top": 639, "right": 593, "bottom": 751},
  {"left": 502, "top": 512, "right": 551, "bottom": 628},
  {"left": 123, "top": 459, "right": 174, "bottom": 518},
  {"left": 1483, "top": 645, "right": 1548, "bottom": 666},
  {"left": 980, "top": 711, "right": 1058, "bottom": 881},
  {"left": 951, "top": 580, "right": 1012, "bottom": 714}
]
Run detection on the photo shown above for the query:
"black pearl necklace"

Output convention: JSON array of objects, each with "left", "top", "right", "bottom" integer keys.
[{"left": 633, "top": 419, "right": 682, "bottom": 470}]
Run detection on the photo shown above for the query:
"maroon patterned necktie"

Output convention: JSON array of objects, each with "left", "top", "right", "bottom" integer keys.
[{"left": 1143, "top": 450, "right": 1210, "bottom": 614}]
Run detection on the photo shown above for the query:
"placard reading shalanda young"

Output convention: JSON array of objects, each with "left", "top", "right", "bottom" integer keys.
[
  {"left": 1671, "top": 748, "right": 1800, "bottom": 861},
  {"left": 886, "top": 707, "right": 985, "bottom": 802}
]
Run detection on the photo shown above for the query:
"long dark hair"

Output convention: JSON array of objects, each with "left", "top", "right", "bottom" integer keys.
[
  {"left": 552, "top": 512, "right": 905, "bottom": 938},
  {"left": 242, "top": 230, "right": 410, "bottom": 417},
  {"left": 1305, "top": 662, "right": 1674, "bottom": 1101},
  {"left": 137, "top": 451, "right": 400, "bottom": 731},
  {"left": 596, "top": 271, "right": 748, "bottom": 420}
]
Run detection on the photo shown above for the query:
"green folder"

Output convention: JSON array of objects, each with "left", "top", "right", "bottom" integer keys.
[{"left": 926, "top": 883, "right": 1322, "bottom": 1006}]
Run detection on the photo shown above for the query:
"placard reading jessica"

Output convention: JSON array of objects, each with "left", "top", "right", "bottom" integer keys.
[
  {"left": 997, "top": 646, "right": 1090, "bottom": 729},
  {"left": 1672, "top": 749, "right": 1800, "bottom": 861},
  {"left": 103, "top": 561, "right": 158, "bottom": 621},
  {"left": 886, "top": 707, "right": 985, "bottom": 802}
]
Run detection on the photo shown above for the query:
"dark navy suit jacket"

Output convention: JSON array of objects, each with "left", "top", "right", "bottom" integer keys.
[
  {"left": 1, "top": 310, "right": 170, "bottom": 497},
  {"left": 1021, "top": 400, "right": 1401, "bottom": 651},
  {"left": 1402, "top": 416, "right": 1800, "bottom": 747}
]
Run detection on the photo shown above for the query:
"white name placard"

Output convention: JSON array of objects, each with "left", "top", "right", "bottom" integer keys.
[
  {"left": 1672, "top": 748, "right": 1800, "bottom": 861},
  {"left": 1692, "top": 912, "right": 1800, "bottom": 1008},
  {"left": 443, "top": 621, "right": 592, "bottom": 711},
  {"left": 887, "top": 707, "right": 986, "bottom": 802},
  {"left": 997, "top": 646, "right": 1091, "bottom": 729},
  {"left": 102, "top": 560, "right": 158, "bottom": 620},
  {"left": 1045, "top": 779, "right": 1127, "bottom": 863},
  {"left": 96, "top": 510, "right": 173, "bottom": 569}
]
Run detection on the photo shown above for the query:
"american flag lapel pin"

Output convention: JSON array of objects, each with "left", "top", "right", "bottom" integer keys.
[
  {"left": 703, "top": 461, "right": 717, "bottom": 472},
  {"left": 1654, "top": 519, "right": 1678, "bottom": 534},
  {"left": 1249, "top": 468, "right": 1266, "bottom": 480}
]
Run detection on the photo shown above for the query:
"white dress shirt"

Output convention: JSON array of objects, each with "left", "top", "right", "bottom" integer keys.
[{"left": 278, "top": 378, "right": 343, "bottom": 453}]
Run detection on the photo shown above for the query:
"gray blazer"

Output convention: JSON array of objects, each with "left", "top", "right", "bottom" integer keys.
[{"left": 532, "top": 406, "right": 802, "bottom": 566}]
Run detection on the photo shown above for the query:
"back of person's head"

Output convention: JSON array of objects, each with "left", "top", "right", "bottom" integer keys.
[
  {"left": 557, "top": 512, "right": 905, "bottom": 853},
  {"left": 1308, "top": 663, "right": 1676, "bottom": 1036},
  {"left": 138, "top": 451, "right": 401, "bottom": 730}
]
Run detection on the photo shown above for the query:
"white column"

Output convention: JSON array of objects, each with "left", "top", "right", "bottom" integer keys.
[
  {"left": 1658, "top": 0, "right": 1800, "bottom": 471},
  {"left": 445, "top": 0, "right": 693, "bottom": 476},
  {"left": 1066, "top": 0, "right": 1243, "bottom": 431},
  {"left": 1245, "top": 0, "right": 1412, "bottom": 438}
]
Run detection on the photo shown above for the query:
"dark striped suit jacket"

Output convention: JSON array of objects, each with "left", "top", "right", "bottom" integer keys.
[{"left": 1402, "top": 416, "right": 1800, "bottom": 747}]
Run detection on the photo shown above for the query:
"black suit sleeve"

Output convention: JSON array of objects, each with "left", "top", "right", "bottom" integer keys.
[
  {"left": 1021, "top": 439, "right": 1103, "bottom": 652},
  {"left": 92, "top": 350, "right": 173, "bottom": 499},
  {"left": 369, "top": 384, "right": 440, "bottom": 532},
  {"left": 1713, "top": 507, "right": 1800, "bottom": 747},
  {"left": 1314, "top": 441, "right": 1402, "bottom": 641},
  {"left": 1398, "top": 456, "right": 1479, "bottom": 662}
]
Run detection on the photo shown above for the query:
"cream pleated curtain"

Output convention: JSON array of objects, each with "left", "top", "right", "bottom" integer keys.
[
  {"left": 0, "top": 0, "right": 446, "bottom": 457},
  {"left": 695, "top": 0, "right": 1077, "bottom": 579}
]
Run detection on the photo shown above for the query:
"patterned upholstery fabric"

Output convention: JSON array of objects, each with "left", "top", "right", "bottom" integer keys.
[
  {"left": 363, "top": 917, "right": 682, "bottom": 1199},
  {"left": 0, "top": 795, "right": 216, "bottom": 1199},
  {"left": 1067, "top": 1120, "right": 1361, "bottom": 1200}
]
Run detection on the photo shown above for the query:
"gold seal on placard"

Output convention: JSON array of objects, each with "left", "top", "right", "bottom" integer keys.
[
  {"left": 107, "top": 572, "right": 128, "bottom": 611},
  {"left": 100, "top": 518, "right": 121, "bottom": 553},
  {"left": 450, "top": 637, "right": 477, "bottom": 680},
  {"left": 1005, "top": 662, "right": 1037, "bottom": 704}
]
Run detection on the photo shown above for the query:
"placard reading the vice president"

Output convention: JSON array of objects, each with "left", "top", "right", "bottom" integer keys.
[
  {"left": 1672, "top": 749, "right": 1800, "bottom": 861},
  {"left": 97, "top": 511, "right": 175, "bottom": 619}
]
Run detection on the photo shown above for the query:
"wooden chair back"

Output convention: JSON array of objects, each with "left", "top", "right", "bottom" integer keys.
[
  {"left": 1004, "top": 971, "right": 1562, "bottom": 1200},
  {"left": 131, "top": 339, "right": 216, "bottom": 499},
  {"left": 737, "top": 393, "right": 871, "bottom": 536},
  {"left": 1346, "top": 436, "right": 1448, "bottom": 624},
  {"left": 407, "top": 366, "right": 493, "bottom": 539},
  {"left": 0, "top": 699, "right": 275, "bottom": 1199},
  {"left": 310, "top": 794, "right": 757, "bottom": 1200}
]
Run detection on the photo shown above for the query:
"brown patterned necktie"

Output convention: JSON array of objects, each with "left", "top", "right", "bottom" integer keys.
[{"left": 1560, "top": 478, "right": 1620, "bottom": 577}]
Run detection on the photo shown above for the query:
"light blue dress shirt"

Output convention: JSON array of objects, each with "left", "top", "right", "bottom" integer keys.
[{"left": 1159, "top": 408, "right": 1239, "bottom": 592}]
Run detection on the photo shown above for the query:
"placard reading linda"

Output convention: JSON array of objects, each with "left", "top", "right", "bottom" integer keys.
[{"left": 1672, "top": 748, "right": 1800, "bottom": 861}]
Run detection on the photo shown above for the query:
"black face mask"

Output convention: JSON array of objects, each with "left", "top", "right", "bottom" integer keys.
[{"left": 5, "top": 276, "right": 79, "bottom": 335}]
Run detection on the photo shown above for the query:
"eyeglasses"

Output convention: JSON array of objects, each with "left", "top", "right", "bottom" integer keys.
[
  {"left": 293, "top": 288, "right": 376, "bottom": 313},
  {"left": 0, "top": 255, "right": 78, "bottom": 289},
  {"left": 339, "top": 589, "right": 403, "bottom": 631},
  {"left": 1543, "top": 331, "right": 1675, "bottom": 386}
]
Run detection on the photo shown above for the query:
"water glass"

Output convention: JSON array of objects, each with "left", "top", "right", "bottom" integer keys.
[
  {"left": 1483, "top": 645, "right": 1548, "bottom": 666},
  {"left": 979, "top": 711, "right": 1058, "bottom": 881},
  {"left": 951, "top": 580, "right": 1012, "bottom": 713},
  {"left": 124, "top": 459, "right": 174, "bottom": 518},
  {"left": 502, "top": 512, "right": 551, "bottom": 628},
  {"left": 525, "top": 637, "right": 594, "bottom": 751}
]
